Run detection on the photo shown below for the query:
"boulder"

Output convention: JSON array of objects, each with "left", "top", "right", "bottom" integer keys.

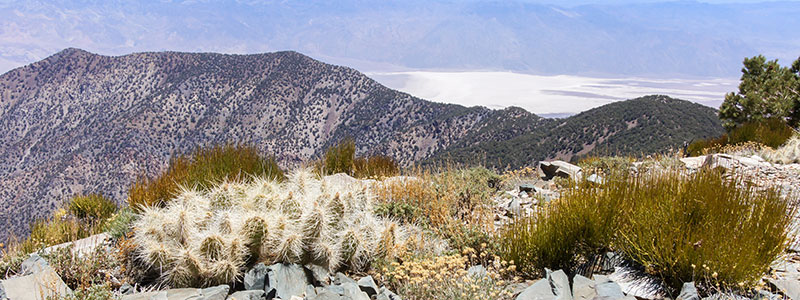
[
  {"left": 20, "top": 253, "right": 50, "bottom": 276},
  {"left": 43, "top": 233, "right": 109, "bottom": 259},
  {"left": 539, "top": 161, "right": 583, "bottom": 181},
  {"left": 506, "top": 198, "right": 522, "bottom": 216},
  {"left": 265, "top": 263, "right": 308, "bottom": 300},
  {"left": 322, "top": 173, "right": 361, "bottom": 187},
  {"left": 305, "top": 264, "right": 331, "bottom": 286},
  {"left": 202, "top": 285, "right": 230, "bottom": 300},
  {"left": 341, "top": 282, "right": 370, "bottom": 300},
  {"left": 123, "top": 285, "right": 228, "bottom": 300},
  {"left": 607, "top": 266, "right": 667, "bottom": 299},
  {"left": 768, "top": 278, "right": 800, "bottom": 300},
  {"left": 677, "top": 282, "right": 699, "bottom": 300},
  {"left": 519, "top": 184, "right": 536, "bottom": 194},
  {"left": 467, "top": 265, "right": 488, "bottom": 278},
  {"left": 593, "top": 275, "right": 625, "bottom": 300},
  {"left": 680, "top": 156, "right": 707, "bottom": 169},
  {"left": 356, "top": 275, "right": 379, "bottom": 297},
  {"left": 245, "top": 263, "right": 268, "bottom": 291},
  {"left": 516, "top": 278, "right": 556, "bottom": 300},
  {"left": 702, "top": 154, "right": 737, "bottom": 170},
  {"left": 227, "top": 290, "right": 265, "bottom": 300},
  {"left": 334, "top": 272, "right": 356, "bottom": 285},
  {"left": 545, "top": 269, "right": 572, "bottom": 300},
  {"left": 571, "top": 274, "right": 596, "bottom": 300},
  {"left": 586, "top": 174, "right": 605, "bottom": 184},
  {"left": 310, "top": 290, "right": 345, "bottom": 300},
  {"left": 377, "top": 286, "right": 402, "bottom": 300},
  {"left": 119, "top": 283, "right": 134, "bottom": 295},
  {"left": 1, "top": 263, "right": 71, "bottom": 300}
]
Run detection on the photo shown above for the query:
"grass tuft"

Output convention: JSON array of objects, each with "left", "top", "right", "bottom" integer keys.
[
  {"left": 128, "top": 144, "right": 284, "bottom": 209},
  {"left": 500, "top": 169, "right": 795, "bottom": 293}
]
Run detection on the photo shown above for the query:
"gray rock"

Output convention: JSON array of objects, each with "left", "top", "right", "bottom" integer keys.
[
  {"left": 519, "top": 184, "right": 536, "bottom": 194},
  {"left": 43, "top": 233, "right": 110, "bottom": 259},
  {"left": 571, "top": 274, "right": 596, "bottom": 300},
  {"left": 516, "top": 278, "right": 556, "bottom": 300},
  {"left": 593, "top": 275, "right": 625, "bottom": 300},
  {"left": 607, "top": 266, "right": 666, "bottom": 299},
  {"left": 357, "top": 275, "right": 379, "bottom": 297},
  {"left": 545, "top": 269, "right": 572, "bottom": 300},
  {"left": 680, "top": 156, "right": 706, "bottom": 169},
  {"left": 539, "top": 161, "right": 583, "bottom": 181},
  {"left": 305, "top": 264, "right": 331, "bottom": 286},
  {"left": 123, "top": 285, "right": 229, "bottom": 300},
  {"left": 20, "top": 253, "right": 49, "bottom": 276},
  {"left": 1, "top": 264, "right": 72, "bottom": 300},
  {"left": 311, "top": 290, "right": 345, "bottom": 300},
  {"left": 754, "top": 290, "right": 781, "bottom": 300},
  {"left": 586, "top": 174, "right": 604, "bottom": 184},
  {"left": 377, "top": 286, "right": 402, "bottom": 300},
  {"left": 245, "top": 263, "right": 268, "bottom": 291},
  {"left": 319, "top": 285, "right": 345, "bottom": 295},
  {"left": 201, "top": 285, "right": 230, "bottom": 300},
  {"left": 0, "top": 281, "right": 6, "bottom": 300},
  {"left": 467, "top": 265, "right": 488, "bottom": 278},
  {"left": 265, "top": 263, "right": 308, "bottom": 300},
  {"left": 677, "top": 282, "right": 699, "bottom": 300},
  {"left": 341, "top": 282, "right": 370, "bottom": 300},
  {"left": 507, "top": 198, "right": 522, "bottom": 216},
  {"left": 227, "top": 290, "right": 265, "bottom": 300},
  {"left": 305, "top": 284, "right": 317, "bottom": 298},
  {"left": 120, "top": 283, "right": 134, "bottom": 295},
  {"left": 334, "top": 272, "right": 356, "bottom": 285},
  {"left": 768, "top": 278, "right": 800, "bottom": 300}
]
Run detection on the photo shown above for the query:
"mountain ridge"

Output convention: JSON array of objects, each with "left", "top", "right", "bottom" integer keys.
[{"left": 0, "top": 48, "right": 723, "bottom": 241}]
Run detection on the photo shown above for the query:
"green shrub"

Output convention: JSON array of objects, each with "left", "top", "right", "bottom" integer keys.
[
  {"left": 616, "top": 170, "right": 793, "bottom": 292},
  {"left": 576, "top": 156, "right": 635, "bottom": 176},
  {"left": 501, "top": 169, "right": 795, "bottom": 293},
  {"left": 43, "top": 245, "right": 122, "bottom": 292},
  {"left": 128, "top": 144, "right": 284, "bottom": 209},
  {"left": 102, "top": 207, "right": 136, "bottom": 240},
  {"left": 688, "top": 118, "right": 793, "bottom": 156},
  {"left": 317, "top": 138, "right": 400, "bottom": 178},
  {"left": 499, "top": 178, "right": 619, "bottom": 277},
  {"left": 68, "top": 194, "right": 117, "bottom": 222}
]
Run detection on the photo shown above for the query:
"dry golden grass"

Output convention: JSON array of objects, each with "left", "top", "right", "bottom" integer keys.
[{"left": 371, "top": 166, "right": 500, "bottom": 252}]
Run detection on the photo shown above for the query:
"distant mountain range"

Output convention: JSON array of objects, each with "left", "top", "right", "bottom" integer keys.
[
  {"left": 2, "top": 1, "right": 799, "bottom": 77},
  {"left": 0, "top": 49, "right": 723, "bottom": 241}
]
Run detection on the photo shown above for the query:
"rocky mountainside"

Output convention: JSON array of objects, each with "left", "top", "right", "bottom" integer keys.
[{"left": 0, "top": 49, "right": 722, "bottom": 241}]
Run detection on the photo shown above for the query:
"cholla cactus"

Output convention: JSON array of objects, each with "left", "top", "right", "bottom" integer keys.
[
  {"left": 763, "top": 133, "right": 800, "bottom": 164},
  {"left": 132, "top": 169, "right": 433, "bottom": 288}
]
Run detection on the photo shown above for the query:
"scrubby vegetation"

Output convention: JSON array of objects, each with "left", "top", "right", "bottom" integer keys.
[
  {"left": 316, "top": 138, "right": 399, "bottom": 178},
  {"left": 500, "top": 169, "right": 795, "bottom": 293},
  {"left": 2, "top": 136, "right": 795, "bottom": 300},
  {"left": 688, "top": 118, "right": 794, "bottom": 156},
  {"left": 381, "top": 248, "right": 516, "bottom": 300},
  {"left": 372, "top": 166, "right": 501, "bottom": 253},
  {"left": 128, "top": 144, "right": 284, "bottom": 209}
]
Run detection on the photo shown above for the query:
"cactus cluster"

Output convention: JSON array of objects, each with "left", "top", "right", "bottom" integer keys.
[
  {"left": 763, "top": 133, "right": 800, "bottom": 164},
  {"left": 132, "top": 169, "right": 437, "bottom": 287}
]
